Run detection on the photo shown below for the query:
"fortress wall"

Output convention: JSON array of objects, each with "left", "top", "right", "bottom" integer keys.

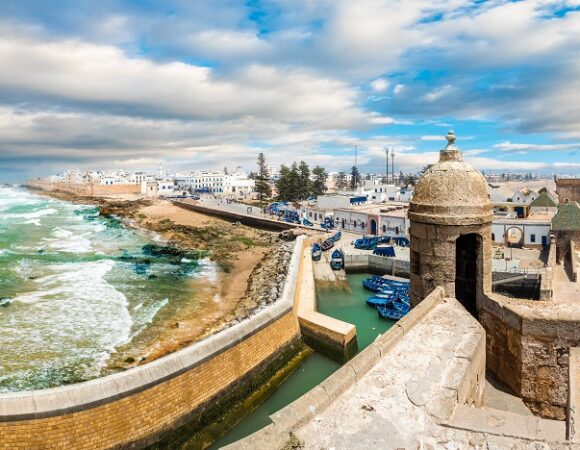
[
  {"left": 344, "top": 253, "right": 410, "bottom": 278},
  {"left": 295, "top": 242, "right": 357, "bottom": 362},
  {"left": 0, "top": 238, "right": 305, "bottom": 450},
  {"left": 539, "top": 234, "right": 556, "bottom": 300},
  {"left": 25, "top": 180, "right": 141, "bottom": 196},
  {"left": 555, "top": 178, "right": 580, "bottom": 204},
  {"left": 173, "top": 200, "right": 298, "bottom": 231},
  {"left": 480, "top": 292, "right": 580, "bottom": 420}
]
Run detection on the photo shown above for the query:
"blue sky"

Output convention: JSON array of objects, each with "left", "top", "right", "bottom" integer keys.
[{"left": 0, "top": 0, "right": 579, "bottom": 182}]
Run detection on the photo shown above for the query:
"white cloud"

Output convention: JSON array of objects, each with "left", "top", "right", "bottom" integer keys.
[
  {"left": 370, "top": 78, "right": 389, "bottom": 92},
  {"left": 393, "top": 84, "right": 405, "bottom": 95},
  {"left": 420, "top": 135, "right": 446, "bottom": 141},
  {"left": 494, "top": 141, "right": 580, "bottom": 152}
]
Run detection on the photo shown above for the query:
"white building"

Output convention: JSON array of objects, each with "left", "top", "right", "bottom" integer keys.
[{"left": 491, "top": 218, "right": 551, "bottom": 248}]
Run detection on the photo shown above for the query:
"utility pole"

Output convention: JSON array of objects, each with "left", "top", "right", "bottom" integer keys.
[
  {"left": 385, "top": 147, "right": 389, "bottom": 184},
  {"left": 391, "top": 149, "right": 395, "bottom": 186},
  {"left": 354, "top": 145, "right": 358, "bottom": 188}
]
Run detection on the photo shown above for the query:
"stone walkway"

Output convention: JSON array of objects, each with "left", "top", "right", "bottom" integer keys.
[
  {"left": 553, "top": 263, "right": 580, "bottom": 302},
  {"left": 294, "top": 298, "right": 572, "bottom": 450}
]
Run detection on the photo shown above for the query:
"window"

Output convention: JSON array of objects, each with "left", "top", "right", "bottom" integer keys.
[
  {"left": 491, "top": 233, "right": 495, "bottom": 241},
  {"left": 353, "top": 220, "right": 357, "bottom": 227},
  {"left": 382, "top": 225, "right": 387, "bottom": 233},
  {"left": 530, "top": 234, "right": 536, "bottom": 243}
]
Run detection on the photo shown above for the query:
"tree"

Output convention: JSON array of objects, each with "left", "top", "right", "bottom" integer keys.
[
  {"left": 254, "top": 153, "right": 271, "bottom": 202},
  {"left": 311, "top": 166, "right": 328, "bottom": 196},
  {"left": 276, "top": 163, "right": 300, "bottom": 201},
  {"left": 297, "top": 161, "right": 311, "bottom": 200},
  {"left": 350, "top": 166, "right": 360, "bottom": 190},
  {"left": 336, "top": 172, "right": 347, "bottom": 190}
]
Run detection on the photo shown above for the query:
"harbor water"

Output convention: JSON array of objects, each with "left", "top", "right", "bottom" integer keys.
[{"left": 0, "top": 186, "right": 217, "bottom": 392}]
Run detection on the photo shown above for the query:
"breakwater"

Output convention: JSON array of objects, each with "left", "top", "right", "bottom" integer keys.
[{"left": 0, "top": 237, "right": 305, "bottom": 449}]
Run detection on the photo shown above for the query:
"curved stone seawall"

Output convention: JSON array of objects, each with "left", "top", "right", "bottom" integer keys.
[{"left": 0, "top": 237, "right": 305, "bottom": 450}]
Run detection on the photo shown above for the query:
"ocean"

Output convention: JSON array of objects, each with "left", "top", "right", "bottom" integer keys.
[{"left": 0, "top": 186, "right": 216, "bottom": 392}]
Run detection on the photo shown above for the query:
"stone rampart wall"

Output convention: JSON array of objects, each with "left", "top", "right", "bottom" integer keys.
[
  {"left": 539, "top": 234, "right": 556, "bottom": 300},
  {"left": 296, "top": 242, "right": 357, "bottom": 362},
  {"left": 555, "top": 178, "right": 580, "bottom": 204},
  {"left": 26, "top": 180, "right": 141, "bottom": 196},
  {"left": 479, "top": 292, "right": 580, "bottom": 420},
  {"left": 0, "top": 238, "right": 305, "bottom": 450},
  {"left": 344, "top": 253, "right": 410, "bottom": 277},
  {"left": 173, "top": 200, "right": 298, "bottom": 231}
]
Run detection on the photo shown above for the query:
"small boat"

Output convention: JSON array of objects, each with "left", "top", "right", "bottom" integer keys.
[
  {"left": 366, "top": 295, "right": 393, "bottom": 308},
  {"left": 373, "top": 246, "right": 395, "bottom": 257},
  {"left": 330, "top": 249, "right": 344, "bottom": 270},
  {"left": 303, "top": 218, "right": 313, "bottom": 227},
  {"left": 321, "top": 239, "right": 334, "bottom": 252},
  {"left": 377, "top": 301, "right": 410, "bottom": 320},
  {"left": 331, "top": 231, "right": 342, "bottom": 242},
  {"left": 312, "top": 243, "right": 322, "bottom": 261}
]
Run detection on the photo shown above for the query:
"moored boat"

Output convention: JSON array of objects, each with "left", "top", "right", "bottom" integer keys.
[
  {"left": 329, "top": 249, "right": 344, "bottom": 270},
  {"left": 312, "top": 243, "right": 322, "bottom": 261},
  {"left": 331, "top": 231, "right": 342, "bottom": 242},
  {"left": 321, "top": 239, "right": 334, "bottom": 252}
]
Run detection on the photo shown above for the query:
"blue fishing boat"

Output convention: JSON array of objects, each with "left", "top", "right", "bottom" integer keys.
[
  {"left": 330, "top": 249, "right": 344, "bottom": 270},
  {"left": 312, "top": 243, "right": 322, "bottom": 261},
  {"left": 377, "top": 301, "right": 410, "bottom": 320},
  {"left": 366, "top": 295, "right": 393, "bottom": 308},
  {"left": 331, "top": 231, "right": 342, "bottom": 242},
  {"left": 302, "top": 218, "right": 313, "bottom": 227},
  {"left": 373, "top": 246, "right": 395, "bottom": 257}
]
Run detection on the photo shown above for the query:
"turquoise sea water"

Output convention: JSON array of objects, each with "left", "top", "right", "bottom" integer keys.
[{"left": 0, "top": 186, "right": 216, "bottom": 392}]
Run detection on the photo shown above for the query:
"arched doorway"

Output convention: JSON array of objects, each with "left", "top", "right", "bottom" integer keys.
[
  {"left": 369, "top": 219, "right": 377, "bottom": 235},
  {"left": 455, "top": 234, "right": 480, "bottom": 318},
  {"left": 505, "top": 226, "right": 523, "bottom": 248}
]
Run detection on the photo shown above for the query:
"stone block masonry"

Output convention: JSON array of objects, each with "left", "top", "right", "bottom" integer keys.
[
  {"left": 0, "top": 238, "right": 306, "bottom": 449},
  {"left": 569, "top": 347, "right": 580, "bottom": 441}
]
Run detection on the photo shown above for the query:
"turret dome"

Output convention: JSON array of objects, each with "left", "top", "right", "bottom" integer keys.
[{"left": 409, "top": 131, "right": 492, "bottom": 226}]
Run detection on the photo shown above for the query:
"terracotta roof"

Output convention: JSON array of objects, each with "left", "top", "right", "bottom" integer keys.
[
  {"left": 552, "top": 202, "right": 580, "bottom": 231},
  {"left": 530, "top": 192, "right": 557, "bottom": 208}
]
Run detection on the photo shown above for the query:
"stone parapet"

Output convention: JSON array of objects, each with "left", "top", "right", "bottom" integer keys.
[
  {"left": 0, "top": 239, "right": 306, "bottom": 450},
  {"left": 173, "top": 199, "right": 299, "bottom": 231},
  {"left": 539, "top": 234, "right": 556, "bottom": 300},
  {"left": 480, "top": 292, "right": 580, "bottom": 420},
  {"left": 296, "top": 241, "right": 357, "bottom": 362}
]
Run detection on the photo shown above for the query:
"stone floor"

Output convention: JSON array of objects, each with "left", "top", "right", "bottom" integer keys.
[
  {"left": 484, "top": 372, "right": 533, "bottom": 416},
  {"left": 294, "top": 298, "right": 572, "bottom": 450},
  {"left": 553, "top": 262, "right": 580, "bottom": 302}
]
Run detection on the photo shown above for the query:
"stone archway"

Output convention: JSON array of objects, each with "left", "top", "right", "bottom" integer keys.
[{"left": 455, "top": 233, "right": 480, "bottom": 318}]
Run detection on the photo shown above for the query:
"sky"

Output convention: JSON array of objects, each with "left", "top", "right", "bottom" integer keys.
[{"left": 0, "top": 0, "right": 579, "bottom": 182}]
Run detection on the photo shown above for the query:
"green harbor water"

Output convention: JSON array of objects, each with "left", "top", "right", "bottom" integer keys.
[{"left": 208, "top": 272, "right": 395, "bottom": 449}]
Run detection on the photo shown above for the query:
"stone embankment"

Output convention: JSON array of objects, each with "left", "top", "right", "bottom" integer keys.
[{"left": 235, "top": 242, "right": 295, "bottom": 319}]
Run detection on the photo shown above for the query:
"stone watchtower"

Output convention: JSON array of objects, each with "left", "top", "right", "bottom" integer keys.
[{"left": 408, "top": 131, "right": 493, "bottom": 316}]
